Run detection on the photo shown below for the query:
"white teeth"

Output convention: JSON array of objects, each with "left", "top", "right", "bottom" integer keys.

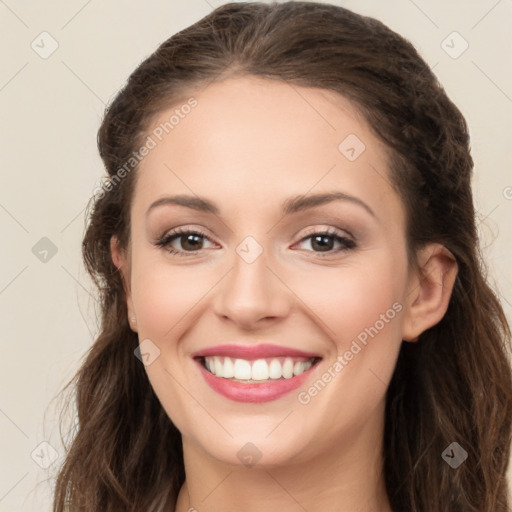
[
  {"left": 282, "top": 358, "right": 294, "bottom": 379},
  {"left": 269, "top": 359, "right": 282, "bottom": 379},
  {"left": 203, "top": 356, "right": 316, "bottom": 381},
  {"left": 251, "top": 359, "right": 269, "bottom": 381},
  {"left": 233, "top": 359, "right": 252, "bottom": 380},
  {"left": 214, "top": 356, "right": 223, "bottom": 377},
  {"left": 293, "top": 361, "right": 305, "bottom": 376},
  {"left": 294, "top": 360, "right": 313, "bottom": 375},
  {"left": 223, "top": 357, "right": 234, "bottom": 378}
]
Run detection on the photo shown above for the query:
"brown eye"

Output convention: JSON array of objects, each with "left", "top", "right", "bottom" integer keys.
[
  {"left": 296, "top": 229, "right": 356, "bottom": 255},
  {"left": 155, "top": 229, "right": 216, "bottom": 256},
  {"left": 177, "top": 233, "right": 204, "bottom": 251}
]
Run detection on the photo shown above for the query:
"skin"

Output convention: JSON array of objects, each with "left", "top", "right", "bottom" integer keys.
[{"left": 111, "top": 76, "right": 458, "bottom": 512}]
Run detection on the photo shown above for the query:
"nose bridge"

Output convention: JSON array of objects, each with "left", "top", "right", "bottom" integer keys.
[{"left": 213, "top": 235, "right": 289, "bottom": 326}]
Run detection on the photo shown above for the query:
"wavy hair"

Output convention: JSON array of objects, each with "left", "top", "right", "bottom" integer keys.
[{"left": 53, "top": 2, "right": 512, "bottom": 511}]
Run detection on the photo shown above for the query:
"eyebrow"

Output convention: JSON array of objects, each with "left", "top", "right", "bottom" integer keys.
[{"left": 146, "top": 192, "right": 376, "bottom": 218}]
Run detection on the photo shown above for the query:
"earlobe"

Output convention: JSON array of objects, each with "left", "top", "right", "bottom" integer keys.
[
  {"left": 111, "top": 235, "right": 124, "bottom": 270},
  {"left": 110, "top": 235, "right": 138, "bottom": 333},
  {"left": 401, "top": 243, "right": 458, "bottom": 342}
]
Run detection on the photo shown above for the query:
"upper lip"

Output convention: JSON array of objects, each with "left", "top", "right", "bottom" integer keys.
[{"left": 191, "top": 344, "right": 321, "bottom": 360}]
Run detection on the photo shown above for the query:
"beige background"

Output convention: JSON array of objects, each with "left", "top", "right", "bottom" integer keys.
[{"left": 0, "top": 0, "right": 511, "bottom": 510}]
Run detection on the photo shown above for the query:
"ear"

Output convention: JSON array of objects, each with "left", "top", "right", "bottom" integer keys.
[
  {"left": 401, "top": 243, "right": 458, "bottom": 342},
  {"left": 110, "top": 235, "right": 138, "bottom": 333}
]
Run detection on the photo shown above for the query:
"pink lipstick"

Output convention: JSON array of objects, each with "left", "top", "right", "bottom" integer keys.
[{"left": 192, "top": 344, "right": 322, "bottom": 403}]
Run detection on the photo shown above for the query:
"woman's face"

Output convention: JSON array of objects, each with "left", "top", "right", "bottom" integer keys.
[{"left": 118, "top": 76, "right": 416, "bottom": 468}]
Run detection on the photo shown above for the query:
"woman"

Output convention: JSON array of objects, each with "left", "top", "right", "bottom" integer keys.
[{"left": 53, "top": 2, "right": 512, "bottom": 511}]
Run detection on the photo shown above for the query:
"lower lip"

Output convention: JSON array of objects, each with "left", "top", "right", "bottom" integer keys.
[{"left": 195, "top": 359, "right": 319, "bottom": 403}]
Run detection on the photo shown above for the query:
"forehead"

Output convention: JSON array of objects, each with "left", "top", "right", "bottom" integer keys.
[{"left": 133, "top": 76, "right": 404, "bottom": 227}]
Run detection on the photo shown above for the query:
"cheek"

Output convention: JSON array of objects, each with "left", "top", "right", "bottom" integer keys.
[
  {"left": 129, "top": 259, "right": 215, "bottom": 431},
  {"left": 291, "top": 256, "right": 403, "bottom": 343},
  {"left": 289, "top": 255, "right": 405, "bottom": 413},
  {"left": 130, "top": 257, "right": 210, "bottom": 343}
]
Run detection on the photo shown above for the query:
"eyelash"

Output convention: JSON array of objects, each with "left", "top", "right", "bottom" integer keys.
[{"left": 154, "top": 227, "right": 356, "bottom": 258}]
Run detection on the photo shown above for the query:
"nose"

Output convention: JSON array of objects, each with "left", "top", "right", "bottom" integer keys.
[{"left": 212, "top": 243, "right": 291, "bottom": 330}]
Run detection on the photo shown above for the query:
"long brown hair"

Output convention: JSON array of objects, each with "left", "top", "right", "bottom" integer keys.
[{"left": 53, "top": 2, "right": 512, "bottom": 511}]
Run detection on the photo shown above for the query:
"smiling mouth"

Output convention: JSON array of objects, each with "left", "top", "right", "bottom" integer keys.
[{"left": 196, "top": 355, "right": 322, "bottom": 383}]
